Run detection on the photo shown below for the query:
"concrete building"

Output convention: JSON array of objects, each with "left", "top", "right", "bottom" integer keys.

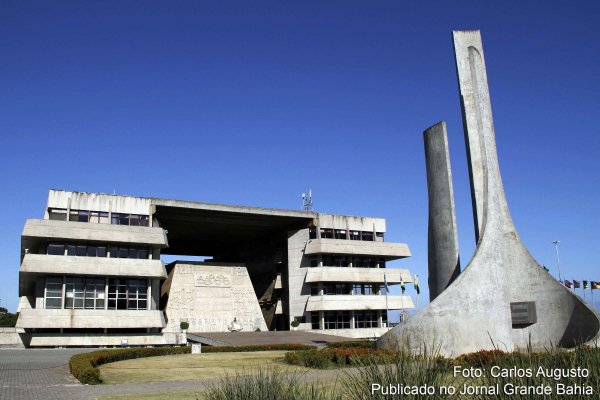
[{"left": 15, "top": 190, "right": 413, "bottom": 347}]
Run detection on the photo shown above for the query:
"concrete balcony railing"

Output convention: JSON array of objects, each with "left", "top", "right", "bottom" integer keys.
[
  {"left": 306, "top": 295, "right": 415, "bottom": 312},
  {"left": 16, "top": 309, "right": 166, "bottom": 329},
  {"left": 305, "top": 267, "right": 412, "bottom": 284},
  {"left": 21, "top": 219, "right": 169, "bottom": 248},
  {"left": 304, "top": 239, "right": 410, "bottom": 260}
]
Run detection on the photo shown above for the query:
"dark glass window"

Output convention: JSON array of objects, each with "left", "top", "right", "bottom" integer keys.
[
  {"left": 334, "top": 257, "right": 347, "bottom": 268},
  {"left": 355, "top": 310, "right": 378, "bottom": 328},
  {"left": 350, "top": 231, "right": 360, "bottom": 240},
  {"left": 111, "top": 213, "right": 130, "bottom": 225},
  {"left": 87, "top": 246, "right": 97, "bottom": 257},
  {"left": 324, "top": 311, "right": 350, "bottom": 329},
  {"left": 363, "top": 258, "right": 373, "bottom": 268},
  {"left": 334, "top": 229, "right": 347, "bottom": 239},
  {"left": 379, "top": 258, "right": 386, "bottom": 268},
  {"left": 335, "top": 283, "right": 349, "bottom": 295},
  {"left": 108, "top": 278, "right": 147, "bottom": 310},
  {"left": 49, "top": 208, "right": 67, "bottom": 221},
  {"left": 311, "top": 312, "right": 320, "bottom": 329},
  {"left": 130, "top": 214, "right": 140, "bottom": 226},
  {"left": 138, "top": 248, "right": 148, "bottom": 259},
  {"left": 97, "top": 246, "right": 107, "bottom": 258},
  {"left": 320, "top": 228, "right": 333, "bottom": 239},
  {"left": 48, "top": 243, "right": 65, "bottom": 255},
  {"left": 109, "top": 247, "right": 118, "bottom": 258},
  {"left": 119, "top": 247, "right": 129, "bottom": 258},
  {"left": 322, "top": 256, "right": 334, "bottom": 267},
  {"left": 382, "top": 310, "right": 388, "bottom": 325},
  {"left": 309, "top": 227, "right": 317, "bottom": 239},
  {"left": 362, "top": 231, "right": 373, "bottom": 241},
  {"left": 310, "top": 256, "right": 318, "bottom": 268},
  {"left": 353, "top": 258, "right": 362, "bottom": 268},
  {"left": 376, "top": 232, "right": 384, "bottom": 240},
  {"left": 76, "top": 245, "right": 87, "bottom": 257},
  {"left": 139, "top": 215, "right": 149, "bottom": 227},
  {"left": 323, "top": 283, "right": 334, "bottom": 295},
  {"left": 67, "top": 244, "right": 77, "bottom": 256},
  {"left": 129, "top": 248, "right": 138, "bottom": 259},
  {"left": 310, "top": 283, "right": 319, "bottom": 296}
]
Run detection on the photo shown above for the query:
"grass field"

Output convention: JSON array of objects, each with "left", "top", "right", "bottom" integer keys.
[{"left": 98, "top": 350, "right": 309, "bottom": 384}]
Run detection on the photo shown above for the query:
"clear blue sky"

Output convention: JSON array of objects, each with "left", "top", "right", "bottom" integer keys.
[{"left": 1, "top": 1, "right": 598, "bottom": 314}]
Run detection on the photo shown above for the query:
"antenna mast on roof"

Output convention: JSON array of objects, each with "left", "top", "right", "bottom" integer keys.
[{"left": 302, "top": 190, "right": 313, "bottom": 211}]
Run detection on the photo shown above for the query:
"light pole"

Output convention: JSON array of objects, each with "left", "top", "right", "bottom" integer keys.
[{"left": 552, "top": 241, "right": 562, "bottom": 282}]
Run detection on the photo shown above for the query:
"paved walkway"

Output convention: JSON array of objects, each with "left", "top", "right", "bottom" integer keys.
[
  {"left": 187, "top": 330, "right": 361, "bottom": 347},
  {"left": 0, "top": 348, "right": 354, "bottom": 400}
]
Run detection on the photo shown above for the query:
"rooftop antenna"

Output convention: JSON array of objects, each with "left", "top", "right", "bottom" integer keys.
[{"left": 302, "top": 189, "right": 313, "bottom": 211}]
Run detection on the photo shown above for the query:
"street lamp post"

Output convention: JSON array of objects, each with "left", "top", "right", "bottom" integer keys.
[{"left": 552, "top": 241, "right": 562, "bottom": 282}]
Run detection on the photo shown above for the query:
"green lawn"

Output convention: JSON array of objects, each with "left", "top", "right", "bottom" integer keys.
[{"left": 98, "top": 350, "right": 309, "bottom": 384}]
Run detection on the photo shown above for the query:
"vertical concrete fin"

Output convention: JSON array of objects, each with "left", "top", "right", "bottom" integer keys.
[
  {"left": 424, "top": 121, "right": 460, "bottom": 301},
  {"left": 453, "top": 30, "right": 495, "bottom": 244}
]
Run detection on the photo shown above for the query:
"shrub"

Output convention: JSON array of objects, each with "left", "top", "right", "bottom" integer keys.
[
  {"left": 325, "top": 341, "right": 373, "bottom": 349},
  {"left": 284, "top": 348, "right": 407, "bottom": 369},
  {"left": 455, "top": 349, "right": 507, "bottom": 367},
  {"left": 180, "top": 321, "right": 189, "bottom": 330},
  {"left": 290, "top": 320, "right": 300, "bottom": 328},
  {"left": 69, "top": 343, "right": 317, "bottom": 385},
  {"left": 0, "top": 312, "right": 18, "bottom": 327}
]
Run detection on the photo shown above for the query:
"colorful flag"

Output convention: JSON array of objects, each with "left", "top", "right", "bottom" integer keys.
[
  {"left": 584, "top": 280, "right": 589, "bottom": 289},
  {"left": 400, "top": 278, "right": 405, "bottom": 294},
  {"left": 414, "top": 276, "right": 420, "bottom": 295},
  {"left": 383, "top": 274, "right": 389, "bottom": 294},
  {"left": 574, "top": 280, "right": 581, "bottom": 288},
  {"left": 592, "top": 282, "right": 600, "bottom": 290},
  {"left": 564, "top": 280, "right": 573, "bottom": 288}
]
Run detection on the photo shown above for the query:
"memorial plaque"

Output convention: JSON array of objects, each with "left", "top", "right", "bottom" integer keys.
[
  {"left": 510, "top": 301, "right": 537, "bottom": 325},
  {"left": 192, "top": 344, "right": 202, "bottom": 354}
]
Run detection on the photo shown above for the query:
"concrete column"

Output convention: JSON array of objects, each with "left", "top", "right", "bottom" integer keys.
[
  {"left": 424, "top": 121, "right": 461, "bottom": 302},
  {"left": 104, "top": 277, "right": 109, "bottom": 310},
  {"left": 319, "top": 311, "right": 324, "bottom": 330},
  {"left": 317, "top": 254, "right": 322, "bottom": 268},
  {"left": 151, "top": 279, "right": 160, "bottom": 310},
  {"left": 377, "top": 310, "right": 383, "bottom": 328},
  {"left": 66, "top": 197, "right": 71, "bottom": 220},
  {"left": 108, "top": 201, "right": 112, "bottom": 224},
  {"left": 61, "top": 275, "right": 66, "bottom": 309},
  {"left": 318, "top": 282, "right": 323, "bottom": 296},
  {"left": 147, "top": 278, "right": 151, "bottom": 310},
  {"left": 346, "top": 220, "right": 350, "bottom": 240},
  {"left": 350, "top": 310, "right": 355, "bottom": 329}
]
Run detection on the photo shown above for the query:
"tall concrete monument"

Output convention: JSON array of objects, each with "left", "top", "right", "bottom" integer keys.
[
  {"left": 424, "top": 122, "right": 460, "bottom": 301},
  {"left": 377, "top": 30, "right": 600, "bottom": 356}
]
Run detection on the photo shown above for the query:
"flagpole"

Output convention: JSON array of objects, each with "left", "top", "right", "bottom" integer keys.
[
  {"left": 384, "top": 273, "right": 390, "bottom": 331},
  {"left": 583, "top": 279, "right": 586, "bottom": 302},
  {"left": 592, "top": 288, "right": 595, "bottom": 309}
]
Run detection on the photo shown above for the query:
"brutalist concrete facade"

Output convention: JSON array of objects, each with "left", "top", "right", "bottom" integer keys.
[{"left": 15, "top": 190, "right": 413, "bottom": 347}]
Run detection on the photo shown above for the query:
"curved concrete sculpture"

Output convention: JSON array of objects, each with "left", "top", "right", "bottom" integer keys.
[
  {"left": 424, "top": 122, "right": 461, "bottom": 301},
  {"left": 377, "top": 30, "right": 600, "bottom": 356}
]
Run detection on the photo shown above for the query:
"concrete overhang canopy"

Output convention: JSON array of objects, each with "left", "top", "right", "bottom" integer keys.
[
  {"left": 305, "top": 267, "right": 413, "bottom": 284},
  {"left": 306, "top": 295, "right": 415, "bottom": 312},
  {"left": 151, "top": 198, "right": 317, "bottom": 256},
  {"left": 21, "top": 219, "right": 169, "bottom": 257},
  {"left": 304, "top": 239, "right": 411, "bottom": 261}
]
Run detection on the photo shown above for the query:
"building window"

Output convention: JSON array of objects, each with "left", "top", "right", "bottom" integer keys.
[
  {"left": 139, "top": 215, "right": 149, "bottom": 227},
  {"left": 334, "top": 257, "right": 347, "bottom": 268},
  {"left": 382, "top": 310, "right": 388, "bottom": 326},
  {"left": 324, "top": 311, "right": 350, "bottom": 329},
  {"left": 354, "top": 310, "right": 378, "bottom": 328},
  {"left": 65, "top": 277, "right": 105, "bottom": 309},
  {"left": 349, "top": 231, "right": 360, "bottom": 240},
  {"left": 310, "top": 256, "right": 318, "bottom": 268},
  {"left": 323, "top": 283, "right": 334, "bottom": 295},
  {"left": 108, "top": 246, "right": 148, "bottom": 259},
  {"left": 335, "top": 283, "right": 350, "bottom": 295},
  {"left": 361, "top": 231, "right": 374, "bottom": 241},
  {"left": 69, "top": 210, "right": 89, "bottom": 223},
  {"left": 45, "top": 277, "right": 63, "bottom": 309},
  {"left": 376, "top": 232, "right": 384, "bottom": 241},
  {"left": 379, "top": 258, "right": 386, "bottom": 268},
  {"left": 89, "top": 211, "right": 109, "bottom": 224},
  {"left": 111, "top": 213, "right": 129, "bottom": 225},
  {"left": 322, "top": 256, "right": 334, "bottom": 267},
  {"left": 353, "top": 283, "right": 374, "bottom": 295},
  {"left": 47, "top": 243, "right": 65, "bottom": 256},
  {"left": 334, "top": 229, "right": 347, "bottom": 239},
  {"left": 363, "top": 258, "right": 373, "bottom": 268},
  {"left": 310, "top": 283, "right": 319, "bottom": 296},
  {"left": 311, "top": 312, "right": 320, "bottom": 329},
  {"left": 49, "top": 208, "right": 67, "bottom": 221},
  {"left": 108, "top": 278, "right": 147, "bottom": 310},
  {"left": 309, "top": 227, "right": 317, "bottom": 239},
  {"left": 320, "top": 228, "right": 333, "bottom": 239}
]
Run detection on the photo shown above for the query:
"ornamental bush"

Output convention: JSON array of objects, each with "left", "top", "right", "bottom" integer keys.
[
  {"left": 69, "top": 343, "right": 316, "bottom": 385},
  {"left": 180, "top": 321, "right": 189, "bottom": 330},
  {"left": 284, "top": 348, "right": 407, "bottom": 369}
]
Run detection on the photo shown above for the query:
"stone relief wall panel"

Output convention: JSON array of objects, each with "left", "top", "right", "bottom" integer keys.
[{"left": 163, "top": 263, "right": 268, "bottom": 333}]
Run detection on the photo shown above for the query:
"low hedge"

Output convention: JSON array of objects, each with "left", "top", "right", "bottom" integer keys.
[
  {"left": 70, "top": 343, "right": 317, "bottom": 385},
  {"left": 284, "top": 348, "right": 406, "bottom": 369},
  {"left": 325, "top": 341, "right": 373, "bottom": 349}
]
